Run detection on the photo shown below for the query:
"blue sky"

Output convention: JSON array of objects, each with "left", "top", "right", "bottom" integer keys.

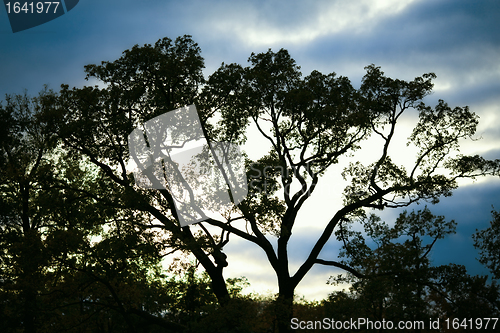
[{"left": 1, "top": 0, "right": 500, "bottom": 300}]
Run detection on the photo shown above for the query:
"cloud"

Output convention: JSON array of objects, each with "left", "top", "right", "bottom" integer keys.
[
  {"left": 290, "top": 0, "right": 500, "bottom": 92},
  {"left": 189, "top": 0, "right": 421, "bottom": 48}
]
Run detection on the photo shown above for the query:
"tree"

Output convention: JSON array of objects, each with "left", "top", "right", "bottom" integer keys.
[
  {"left": 0, "top": 90, "right": 64, "bottom": 332},
  {"left": 329, "top": 208, "right": 455, "bottom": 329},
  {"left": 202, "top": 48, "right": 500, "bottom": 331},
  {"left": 429, "top": 264, "right": 499, "bottom": 329},
  {"left": 40, "top": 36, "right": 236, "bottom": 311},
  {"left": 325, "top": 208, "right": 499, "bottom": 332},
  {"left": 41, "top": 35, "right": 500, "bottom": 332},
  {"left": 0, "top": 91, "right": 183, "bottom": 332},
  {"left": 473, "top": 209, "right": 500, "bottom": 280}
]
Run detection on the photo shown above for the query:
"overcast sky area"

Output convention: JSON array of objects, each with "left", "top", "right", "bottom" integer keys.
[{"left": 1, "top": 0, "right": 500, "bottom": 300}]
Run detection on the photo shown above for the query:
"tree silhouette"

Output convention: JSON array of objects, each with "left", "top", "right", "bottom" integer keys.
[
  {"left": 201, "top": 47, "right": 500, "bottom": 331},
  {"left": 474, "top": 209, "right": 500, "bottom": 280},
  {"left": 0, "top": 90, "right": 64, "bottom": 332},
  {"left": 0, "top": 91, "right": 188, "bottom": 332},
  {"left": 37, "top": 35, "right": 500, "bottom": 332},
  {"left": 325, "top": 208, "right": 499, "bottom": 332},
  {"left": 329, "top": 208, "right": 455, "bottom": 328},
  {"left": 41, "top": 36, "right": 236, "bottom": 309}
]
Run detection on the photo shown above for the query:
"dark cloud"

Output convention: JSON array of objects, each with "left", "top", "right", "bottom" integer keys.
[
  {"left": 302, "top": 0, "right": 500, "bottom": 63},
  {"left": 298, "top": 0, "right": 500, "bottom": 108},
  {"left": 0, "top": 0, "right": 198, "bottom": 95},
  {"left": 374, "top": 0, "right": 500, "bottom": 55}
]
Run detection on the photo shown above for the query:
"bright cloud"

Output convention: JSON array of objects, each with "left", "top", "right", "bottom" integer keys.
[{"left": 199, "top": 0, "right": 421, "bottom": 46}]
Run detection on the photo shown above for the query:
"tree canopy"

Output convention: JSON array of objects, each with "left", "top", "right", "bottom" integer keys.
[
  {"left": 327, "top": 207, "right": 499, "bottom": 331},
  {"left": 2, "top": 35, "right": 500, "bottom": 332},
  {"left": 474, "top": 210, "right": 500, "bottom": 280}
]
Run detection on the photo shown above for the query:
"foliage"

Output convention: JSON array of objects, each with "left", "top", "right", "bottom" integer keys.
[
  {"left": 39, "top": 36, "right": 235, "bottom": 310},
  {"left": 473, "top": 209, "right": 500, "bottom": 280},
  {"left": 3, "top": 34, "right": 500, "bottom": 332},
  {"left": 327, "top": 208, "right": 499, "bottom": 331},
  {"left": 201, "top": 46, "right": 499, "bottom": 331}
]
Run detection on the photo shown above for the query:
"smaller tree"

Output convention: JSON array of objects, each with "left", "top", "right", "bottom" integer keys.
[
  {"left": 473, "top": 209, "right": 500, "bottom": 280},
  {"left": 327, "top": 207, "right": 500, "bottom": 330},
  {"left": 429, "top": 264, "right": 499, "bottom": 327},
  {"left": 328, "top": 208, "right": 456, "bottom": 326},
  {"left": 0, "top": 91, "right": 184, "bottom": 332}
]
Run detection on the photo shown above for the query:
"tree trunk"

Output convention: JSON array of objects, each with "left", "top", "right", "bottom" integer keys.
[
  {"left": 20, "top": 232, "right": 40, "bottom": 333},
  {"left": 179, "top": 226, "right": 231, "bottom": 306},
  {"left": 22, "top": 288, "right": 37, "bottom": 333},
  {"left": 275, "top": 282, "right": 294, "bottom": 333},
  {"left": 210, "top": 269, "right": 231, "bottom": 306}
]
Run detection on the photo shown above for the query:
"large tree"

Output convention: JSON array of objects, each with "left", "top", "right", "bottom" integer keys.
[
  {"left": 41, "top": 35, "right": 500, "bottom": 332},
  {"left": 41, "top": 36, "right": 236, "bottom": 310},
  {"left": 0, "top": 91, "right": 64, "bottom": 332},
  {"left": 0, "top": 91, "right": 184, "bottom": 332},
  {"left": 201, "top": 46, "right": 499, "bottom": 331}
]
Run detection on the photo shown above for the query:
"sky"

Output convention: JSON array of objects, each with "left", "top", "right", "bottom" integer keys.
[{"left": 1, "top": 0, "right": 500, "bottom": 301}]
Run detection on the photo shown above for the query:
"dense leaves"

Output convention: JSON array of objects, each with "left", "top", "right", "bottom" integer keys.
[
  {"left": 327, "top": 208, "right": 499, "bottom": 331},
  {"left": 2, "top": 35, "right": 500, "bottom": 332},
  {"left": 474, "top": 210, "right": 500, "bottom": 280}
]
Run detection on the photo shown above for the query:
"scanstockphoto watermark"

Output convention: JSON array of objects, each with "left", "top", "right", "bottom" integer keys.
[
  {"left": 3, "top": 0, "right": 79, "bottom": 33},
  {"left": 291, "top": 318, "right": 427, "bottom": 331},
  {"left": 291, "top": 317, "right": 499, "bottom": 331}
]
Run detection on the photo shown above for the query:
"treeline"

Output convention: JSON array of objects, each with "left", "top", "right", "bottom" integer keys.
[{"left": 1, "top": 35, "right": 500, "bottom": 332}]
